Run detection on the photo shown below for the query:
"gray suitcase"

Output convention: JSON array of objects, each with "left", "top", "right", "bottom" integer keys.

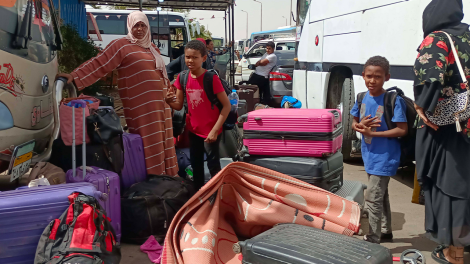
[
  {"left": 335, "top": 180, "right": 367, "bottom": 210},
  {"left": 238, "top": 99, "right": 248, "bottom": 117},
  {"left": 242, "top": 152, "right": 343, "bottom": 193},
  {"left": 236, "top": 224, "right": 392, "bottom": 264}
]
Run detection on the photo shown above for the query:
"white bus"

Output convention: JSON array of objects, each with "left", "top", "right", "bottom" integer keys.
[
  {"left": 86, "top": 9, "right": 191, "bottom": 64},
  {"left": 293, "top": 0, "right": 470, "bottom": 160}
]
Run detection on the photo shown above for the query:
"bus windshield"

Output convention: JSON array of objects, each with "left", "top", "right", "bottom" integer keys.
[
  {"left": 87, "top": 11, "right": 188, "bottom": 61},
  {"left": 0, "top": 0, "right": 58, "bottom": 63},
  {"left": 298, "top": 0, "right": 311, "bottom": 26}
]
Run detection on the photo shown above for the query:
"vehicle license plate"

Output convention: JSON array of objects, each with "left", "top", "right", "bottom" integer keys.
[{"left": 8, "top": 140, "right": 35, "bottom": 182}]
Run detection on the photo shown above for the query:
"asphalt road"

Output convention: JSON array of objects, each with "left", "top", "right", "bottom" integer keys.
[{"left": 120, "top": 161, "right": 469, "bottom": 264}]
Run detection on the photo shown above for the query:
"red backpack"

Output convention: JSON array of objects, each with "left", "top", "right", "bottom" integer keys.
[{"left": 34, "top": 192, "right": 121, "bottom": 264}]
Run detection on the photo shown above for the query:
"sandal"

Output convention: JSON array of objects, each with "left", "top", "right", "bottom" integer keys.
[{"left": 432, "top": 245, "right": 451, "bottom": 264}]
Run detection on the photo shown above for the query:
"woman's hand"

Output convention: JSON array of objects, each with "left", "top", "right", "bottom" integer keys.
[
  {"left": 360, "top": 115, "right": 381, "bottom": 128},
  {"left": 414, "top": 103, "right": 438, "bottom": 131},
  {"left": 56, "top": 73, "right": 74, "bottom": 84},
  {"left": 205, "top": 130, "right": 218, "bottom": 143},
  {"left": 165, "top": 85, "right": 177, "bottom": 105}
]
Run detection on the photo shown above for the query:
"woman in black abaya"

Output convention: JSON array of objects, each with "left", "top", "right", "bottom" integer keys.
[{"left": 414, "top": 0, "right": 470, "bottom": 263}]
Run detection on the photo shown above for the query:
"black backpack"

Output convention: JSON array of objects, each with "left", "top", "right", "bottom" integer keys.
[
  {"left": 35, "top": 192, "right": 121, "bottom": 264},
  {"left": 356, "top": 87, "right": 417, "bottom": 164},
  {"left": 178, "top": 69, "right": 237, "bottom": 130},
  {"left": 121, "top": 175, "right": 195, "bottom": 244}
]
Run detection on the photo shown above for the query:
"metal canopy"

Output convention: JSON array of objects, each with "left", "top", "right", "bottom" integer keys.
[{"left": 82, "top": 0, "right": 234, "bottom": 11}]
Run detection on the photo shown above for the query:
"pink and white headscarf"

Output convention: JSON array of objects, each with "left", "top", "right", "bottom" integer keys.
[{"left": 126, "top": 11, "right": 169, "bottom": 84}]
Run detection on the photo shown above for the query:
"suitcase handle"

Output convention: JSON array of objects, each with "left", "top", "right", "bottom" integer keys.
[
  {"left": 70, "top": 99, "right": 87, "bottom": 108},
  {"left": 328, "top": 110, "right": 340, "bottom": 119},
  {"left": 254, "top": 117, "right": 261, "bottom": 121}
]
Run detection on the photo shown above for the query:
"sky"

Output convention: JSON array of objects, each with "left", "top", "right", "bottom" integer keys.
[{"left": 188, "top": 0, "right": 296, "bottom": 41}]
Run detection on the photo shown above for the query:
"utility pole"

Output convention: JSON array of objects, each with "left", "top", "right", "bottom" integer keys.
[
  {"left": 290, "top": 0, "right": 292, "bottom": 26},
  {"left": 241, "top": 10, "right": 248, "bottom": 39},
  {"left": 254, "top": 0, "right": 262, "bottom": 31}
]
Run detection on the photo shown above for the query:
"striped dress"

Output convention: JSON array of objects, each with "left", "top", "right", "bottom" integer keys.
[{"left": 71, "top": 38, "right": 178, "bottom": 176}]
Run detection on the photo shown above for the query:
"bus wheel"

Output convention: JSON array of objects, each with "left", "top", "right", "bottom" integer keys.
[
  {"left": 340, "top": 78, "right": 356, "bottom": 161},
  {"left": 326, "top": 72, "right": 356, "bottom": 162}
]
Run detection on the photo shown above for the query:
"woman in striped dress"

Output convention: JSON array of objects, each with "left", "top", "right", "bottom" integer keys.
[{"left": 57, "top": 11, "right": 178, "bottom": 176}]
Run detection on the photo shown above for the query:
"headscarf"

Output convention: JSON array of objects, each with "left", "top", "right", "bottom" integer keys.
[
  {"left": 422, "top": 0, "right": 469, "bottom": 38},
  {"left": 126, "top": 11, "right": 170, "bottom": 84}
]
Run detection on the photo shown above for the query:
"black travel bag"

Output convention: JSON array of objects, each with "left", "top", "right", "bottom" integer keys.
[
  {"left": 242, "top": 152, "right": 343, "bottom": 193},
  {"left": 236, "top": 224, "right": 393, "bottom": 264},
  {"left": 121, "top": 175, "right": 195, "bottom": 244},
  {"left": 49, "top": 135, "right": 123, "bottom": 174}
]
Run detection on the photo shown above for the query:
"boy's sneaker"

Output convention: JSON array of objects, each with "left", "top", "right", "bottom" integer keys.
[
  {"left": 381, "top": 233, "right": 394, "bottom": 242},
  {"left": 363, "top": 235, "right": 379, "bottom": 244}
]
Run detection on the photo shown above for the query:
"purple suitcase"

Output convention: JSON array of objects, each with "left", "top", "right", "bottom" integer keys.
[
  {"left": 66, "top": 166, "right": 122, "bottom": 243},
  {"left": 122, "top": 133, "right": 147, "bottom": 189},
  {"left": 0, "top": 183, "right": 102, "bottom": 264}
]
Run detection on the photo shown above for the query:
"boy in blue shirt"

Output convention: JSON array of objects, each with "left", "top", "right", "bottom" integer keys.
[{"left": 350, "top": 56, "right": 408, "bottom": 244}]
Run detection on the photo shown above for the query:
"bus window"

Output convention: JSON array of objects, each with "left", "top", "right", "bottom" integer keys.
[
  {"left": 171, "top": 27, "right": 186, "bottom": 60},
  {"left": 94, "top": 14, "right": 127, "bottom": 35}
]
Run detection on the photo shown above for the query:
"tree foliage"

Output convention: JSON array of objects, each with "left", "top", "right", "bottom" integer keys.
[
  {"left": 188, "top": 22, "right": 212, "bottom": 40},
  {"left": 58, "top": 24, "right": 105, "bottom": 94}
]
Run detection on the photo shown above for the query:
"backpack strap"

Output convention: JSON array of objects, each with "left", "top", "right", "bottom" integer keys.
[
  {"left": 356, "top": 92, "right": 367, "bottom": 119},
  {"left": 203, "top": 70, "right": 220, "bottom": 111},
  {"left": 383, "top": 86, "right": 404, "bottom": 130},
  {"left": 179, "top": 70, "right": 189, "bottom": 95}
]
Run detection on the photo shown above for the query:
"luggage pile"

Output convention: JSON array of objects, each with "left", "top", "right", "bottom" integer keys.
[
  {"left": 236, "top": 106, "right": 366, "bottom": 210},
  {"left": 0, "top": 89, "right": 191, "bottom": 264}
]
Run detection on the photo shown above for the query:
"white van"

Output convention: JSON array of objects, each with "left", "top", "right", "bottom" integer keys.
[
  {"left": 293, "top": 0, "right": 470, "bottom": 160},
  {"left": 86, "top": 9, "right": 191, "bottom": 64}
]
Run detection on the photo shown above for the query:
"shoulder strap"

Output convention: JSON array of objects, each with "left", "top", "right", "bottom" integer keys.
[
  {"left": 179, "top": 70, "right": 189, "bottom": 93},
  {"left": 439, "top": 31, "right": 469, "bottom": 86},
  {"left": 356, "top": 92, "right": 367, "bottom": 116},
  {"left": 203, "top": 70, "right": 218, "bottom": 110},
  {"left": 383, "top": 87, "right": 399, "bottom": 130}
]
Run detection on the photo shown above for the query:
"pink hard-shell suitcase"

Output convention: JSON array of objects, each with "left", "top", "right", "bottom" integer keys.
[
  {"left": 65, "top": 100, "right": 122, "bottom": 243},
  {"left": 242, "top": 109, "right": 342, "bottom": 157}
]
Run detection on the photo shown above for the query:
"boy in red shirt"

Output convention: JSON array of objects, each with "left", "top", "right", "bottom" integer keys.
[{"left": 166, "top": 40, "right": 231, "bottom": 190}]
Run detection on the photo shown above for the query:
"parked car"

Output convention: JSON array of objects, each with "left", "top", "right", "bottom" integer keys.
[
  {"left": 270, "top": 50, "right": 295, "bottom": 106},
  {"left": 238, "top": 38, "right": 295, "bottom": 82}
]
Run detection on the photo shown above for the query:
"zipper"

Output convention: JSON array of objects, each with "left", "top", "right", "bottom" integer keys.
[
  {"left": 106, "top": 176, "right": 110, "bottom": 196},
  {"left": 144, "top": 197, "right": 154, "bottom": 235},
  {"left": 243, "top": 127, "right": 343, "bottom": 141},
  {"left": 163, "top": 200, "right": 169, "bottom": 229}
]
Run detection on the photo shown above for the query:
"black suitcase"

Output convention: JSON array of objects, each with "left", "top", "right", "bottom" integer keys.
[
  {"left": 50, "top": 136, "right": 123, "bottom": 174},
  {"left": 238, "top": 100, "right": 248, "bottom": 126},
  {"left": 236, "top": 224, "right": 393, "bottom": 264},
  {"left": 243, "top": 152, "right": 343, "bottom": 193}
]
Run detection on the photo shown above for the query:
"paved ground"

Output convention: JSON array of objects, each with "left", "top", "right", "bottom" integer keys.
[{"left": 120, "top": 160, "right": 470, "bottom": 263}]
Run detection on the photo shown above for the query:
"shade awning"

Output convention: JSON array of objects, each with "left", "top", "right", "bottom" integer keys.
[{"left": 82, "top": 0, "right": 234, "bottom": 11}]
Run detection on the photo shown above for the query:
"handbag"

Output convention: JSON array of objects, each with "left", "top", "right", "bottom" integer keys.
[
  {"left": 425, "top": 31, "right": 470, "bottom": 132},
  {"left": 86, "top": 108, "right": 123, "bottom": 145},
  {"left": 59, "top": 95, "right": 100, "bottom": 146}
]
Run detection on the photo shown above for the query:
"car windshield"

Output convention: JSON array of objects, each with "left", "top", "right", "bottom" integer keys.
[
  {"left": 275, "top": 51, "right": 295, "bottom": 66},
  {"left": 0, "top": 0, "right": 57, "bottom": 63}
]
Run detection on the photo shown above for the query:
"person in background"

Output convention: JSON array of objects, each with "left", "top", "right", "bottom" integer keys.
[
  {"left": 166, "top": 38, "right": 207, "bottom": 81},
  {"left": 206, "top": 39, "right": 233, "bottom": 69},
  {"left": 247, "top": 41, "right": 277, "bottom": 105},
  {"left": 56, "top": 11, "right": 179, "bottom": 177},
  {"left": 165, "top": 40, "right": 231, "bottom": 191},
  {"left": 414, "top": 0, "right": 470, "bottom": 263},
  {"left": 350, "top": 56, "right": 408, "bottom": 244}
]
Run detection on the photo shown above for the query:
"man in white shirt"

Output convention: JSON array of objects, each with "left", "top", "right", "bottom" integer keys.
[{"left": 247, "top": 41, "right": 277, "bottom": 105}]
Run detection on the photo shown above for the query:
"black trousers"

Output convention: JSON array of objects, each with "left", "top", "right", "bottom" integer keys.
[
  {"left": 248, "top": 73, "right": 271, "bottom": 105},
  {"left": 189, "top": 132, "right": 222, "bottom": 190}
]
